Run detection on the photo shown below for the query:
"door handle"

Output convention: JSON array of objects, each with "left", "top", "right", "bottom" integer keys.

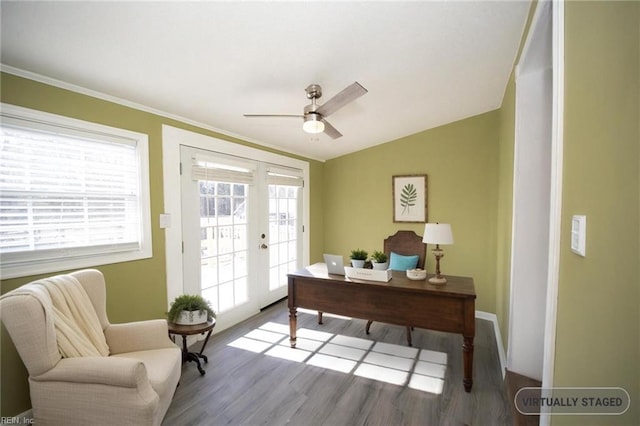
[{"left": 260, "top": 243, "right": 268, "bottom": 249}]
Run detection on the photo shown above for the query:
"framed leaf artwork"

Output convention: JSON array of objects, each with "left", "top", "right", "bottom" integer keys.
[{"left": 393, "top": 175, "right": 428, "bottom": 223}]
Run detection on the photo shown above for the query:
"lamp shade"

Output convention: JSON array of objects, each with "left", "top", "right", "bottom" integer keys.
[
  {"left": 423, "top": 223, "right": 454, "bottom": 245},
  {"left": 303, "top": 113, "right": 325, "bottom": 134}
]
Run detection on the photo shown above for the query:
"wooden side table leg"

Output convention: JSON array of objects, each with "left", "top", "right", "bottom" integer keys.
[
  {"left": 463, "top": 336, "right": 474, "bottom": 392},
  {"left": 180, "top": 335, "right": 188, "bottom": 363},
  {"left": 289, "top": 307, "right": 297, "bottom": 348},
  {"left": 197, "top": 329, "right": 213, "bottom": 363},
  {"left": 317, "top": 311, "right": 323, "bottom": 324},
  {"left": 168, "top": 320, "right": 216, "bottom": 376}
]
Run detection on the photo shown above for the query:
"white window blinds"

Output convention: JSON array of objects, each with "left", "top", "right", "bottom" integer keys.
[
  {"left": 267, "top": 166, "right": 304, "bottom": 187},
  {"left": 190, "top": 154, "right": 255, "bottom": 184},
  {"left": 0, "top": 104, "right": 151, "bottom": 278}
]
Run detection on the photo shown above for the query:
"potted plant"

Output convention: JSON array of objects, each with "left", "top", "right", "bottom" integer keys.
[
  {"left": 167, "top": 294, "right": 216, "bottom": 325},
  {"left": 350, "top": 248, "right": 368, "bottom": 268},
  {"left": 371, "top": 250, "right": 389, "bottom": 270}
]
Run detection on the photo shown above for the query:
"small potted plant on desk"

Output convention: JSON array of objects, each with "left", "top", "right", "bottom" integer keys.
[
  {"left": 371, "top": 250, "right": 389, "bottom": 270},
  {"left": 167, "top": 294, "right": 216, "bottom": 325},
  {"left": 350, "top": 249, "right": 368, "bottom": 268}
]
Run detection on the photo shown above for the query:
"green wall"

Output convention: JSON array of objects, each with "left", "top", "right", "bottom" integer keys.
[
  {"left": 552, "top": 2, "right": 640, "bottom": 425},
  {"left": 0, "top": 72, "right": 325, "bottom": 415},
  {"left": 323, "top": 111, "right": 500, "bottom": 314},
  {"left": 495, "top": 70, "right": 516, "bottom": 351}
]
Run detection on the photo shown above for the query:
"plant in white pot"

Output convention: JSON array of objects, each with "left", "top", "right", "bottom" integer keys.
[
  {"left": 350, "top": 249, "right": 368, "bottom": 268},
  {"left": 167, "top": 294, "right": 216, "bottom": 325},
  {"left": 371, "top": 250, "right": 389, "bottom": 270}
]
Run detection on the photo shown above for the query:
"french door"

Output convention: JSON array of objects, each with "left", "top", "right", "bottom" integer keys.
[
  {"left": 180, "top": 145, "right": 303, "bottom": 328},
  {"left": 264, "top": 168, "right": 304, "bottom": 306}
]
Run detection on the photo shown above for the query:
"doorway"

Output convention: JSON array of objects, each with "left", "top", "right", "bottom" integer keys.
[
  {"left": 162, "top": 125, "right": 310, "bottom": 333},
  {"left": 508, "top": 0, "right": 554, "bottom": 382}
]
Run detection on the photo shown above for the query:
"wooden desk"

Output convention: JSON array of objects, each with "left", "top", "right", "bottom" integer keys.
[{"left": 287, "top": 263, "right": 476, "bottom": 392}]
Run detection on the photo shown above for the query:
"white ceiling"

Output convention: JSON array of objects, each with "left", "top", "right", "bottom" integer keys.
[{"left": 1, "top": 1, "right": 530, "bottom": 161}]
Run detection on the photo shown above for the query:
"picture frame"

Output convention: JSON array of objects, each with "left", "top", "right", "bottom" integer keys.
[{"left": 393, "top": 174, "right": 428, "bottom": 223}]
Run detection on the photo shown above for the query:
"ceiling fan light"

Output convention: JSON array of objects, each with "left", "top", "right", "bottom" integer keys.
[{"left": 303, "top": 114, "right": 325, "bottom": 134}]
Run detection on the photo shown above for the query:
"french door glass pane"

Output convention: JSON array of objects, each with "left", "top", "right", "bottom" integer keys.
[
  {"left": 199, "top": 180, "right": 249, "bottom": 313},
  {"left": 268, "top": 184, "right": 299, "bottom": 291}
]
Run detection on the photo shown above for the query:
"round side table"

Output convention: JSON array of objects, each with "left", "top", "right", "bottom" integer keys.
[{"left": 168, "top": 319, "right": 216, "bottom": 375}]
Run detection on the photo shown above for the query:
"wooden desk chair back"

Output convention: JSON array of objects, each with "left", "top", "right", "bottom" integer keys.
[
  {"left": 367, "top": 230, "right": 427, "bottom": 346},
  {"left": 383, "top": 230, "right": 427, "bottom": 269}
]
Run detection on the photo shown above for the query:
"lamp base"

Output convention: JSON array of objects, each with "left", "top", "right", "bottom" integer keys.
[{"left": 428, "top": 275, "right": 447, "bottom": 285}]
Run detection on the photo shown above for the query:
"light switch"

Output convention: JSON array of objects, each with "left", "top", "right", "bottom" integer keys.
[
  {"left": 571, "top": 215, "right": 586, "bottom": 256},
  {"left": 159, "top": 213, "right": 171, "bottom": 229}
]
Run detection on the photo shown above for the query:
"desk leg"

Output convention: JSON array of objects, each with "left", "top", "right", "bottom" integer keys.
[
  {"left": 317, "top": 311, "right": 323, "bottom": 324},
  {"left": 463, "top": 336, "right": 474, "bottom": 392},
  {"left": 289, "top": 307, "right": 297, "bottom": 348}
]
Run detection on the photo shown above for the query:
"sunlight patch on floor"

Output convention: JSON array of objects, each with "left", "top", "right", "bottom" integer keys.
[
  {"left": 245, "top": 329, "right": 285, "bottom": 343},
  {"left": 278, "top": 337, "right": 325, "bottom": 352},
  {"left": 265, "top": 345, "right": 311, "bottom": 363},
  {"left": 226, "top": 314, "right": 448, "bottom": 395},
  {"left": 307, "top": 353, "right": 357, "bottom": 373},
  {"left": 320, "top": 342, "right": 367, "bottom": 361},
  {"left": 354, "top": 363, "right": 409, "bottom": 386},
  {"left": 228, "top": 337, "right": 273, "bottom": 353}
]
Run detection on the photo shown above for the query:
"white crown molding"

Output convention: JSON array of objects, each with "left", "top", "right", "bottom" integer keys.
[{"left": 0, "top": 64, "right": 325, "bottom": 163}]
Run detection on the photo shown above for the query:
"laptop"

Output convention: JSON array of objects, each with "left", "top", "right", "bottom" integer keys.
[{"left": 323, "top": 254, "right": 345, "bottom": 275}]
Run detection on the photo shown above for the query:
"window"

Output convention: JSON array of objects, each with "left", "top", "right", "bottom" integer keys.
[{"left": 0, "top": 104, "right": 152, "bottom": 279}]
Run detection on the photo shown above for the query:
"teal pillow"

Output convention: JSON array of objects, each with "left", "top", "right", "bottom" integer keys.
[{"left": 389, "top": 252, "right": 419, "bottom": 271}]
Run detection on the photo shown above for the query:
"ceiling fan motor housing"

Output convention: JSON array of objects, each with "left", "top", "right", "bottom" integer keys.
[{"left": 305, "top": 84, "right": 322, "bottom": 100}]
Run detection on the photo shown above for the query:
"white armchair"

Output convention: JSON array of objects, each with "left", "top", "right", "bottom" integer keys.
[{"left": 0, "top": 269, "right": 181, "bottom": 426}]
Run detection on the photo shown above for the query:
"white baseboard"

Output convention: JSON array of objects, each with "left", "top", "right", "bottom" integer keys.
[{"left": 475, "top": 310, "right": 507, "bottom": 378}]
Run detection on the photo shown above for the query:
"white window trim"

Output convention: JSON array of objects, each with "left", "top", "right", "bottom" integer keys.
[
  {"left": 161, "top": 125, "right": 310, "bottom": 307},
  {"left": 0, "top": 103, "right": 152, "bottom": 279}
]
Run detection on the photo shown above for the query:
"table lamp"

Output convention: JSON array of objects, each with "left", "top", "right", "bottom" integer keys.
[{"left": 423, "top": 223, "right": 454, "bottom": 285}]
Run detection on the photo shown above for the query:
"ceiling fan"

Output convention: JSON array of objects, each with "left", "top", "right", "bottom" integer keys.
[{"left": 243, "top": 82, "right": 368, "bottom": 139}]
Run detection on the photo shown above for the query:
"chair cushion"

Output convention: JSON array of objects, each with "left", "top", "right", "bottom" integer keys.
[
  {"left": 111, "top": 347, "right": 181, "bottom": 418},
  {"left": 389, "top": 252, "right": 420, "bottom": 271}
]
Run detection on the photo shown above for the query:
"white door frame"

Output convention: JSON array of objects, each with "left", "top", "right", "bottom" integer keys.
[
  {"left": 507, "top": 0, "right": 564, "bottom": 395},
  {"left": 509, "top": 0, "right": 553, "bottom": 381},
  {"left": 541, "top": 0, "right": 565, "bottom": 400},
  {"left": 161, "top": 125, "right": 310, "bottom": 332}
]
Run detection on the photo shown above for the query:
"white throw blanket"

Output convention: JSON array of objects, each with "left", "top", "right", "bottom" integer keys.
[{"left": 2, "top": 275, "right": 109, "bottom": 358}]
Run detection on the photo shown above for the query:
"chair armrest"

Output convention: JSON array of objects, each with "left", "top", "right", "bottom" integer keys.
[
  {"left": 105, "top": 319, "right": 176, "bottom": 355},
  {"left": 32, "top": 356, "right": 148, "bottom": 388}
]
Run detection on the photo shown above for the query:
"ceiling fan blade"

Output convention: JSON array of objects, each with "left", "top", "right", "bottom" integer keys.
[
  {"left": 321, "top": 119, "right": 342, "bottom": 139},
  {"left": 316, "top": 81, "right": 368, "bottom": 117},
  {"left": 243, "top": 114, "right": 303, "bottom": 118}
]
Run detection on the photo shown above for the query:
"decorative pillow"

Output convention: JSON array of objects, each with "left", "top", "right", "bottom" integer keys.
[{"left": 389, "top": 252, "right": 419, "bottom": 271}]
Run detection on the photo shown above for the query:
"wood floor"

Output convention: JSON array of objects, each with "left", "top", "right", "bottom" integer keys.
[
  {"left": 163, "top": 300, "right": 513, "bottom": 426},
  {"left": 505, "top": 370, "right": 541, "bottom": 426}
]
